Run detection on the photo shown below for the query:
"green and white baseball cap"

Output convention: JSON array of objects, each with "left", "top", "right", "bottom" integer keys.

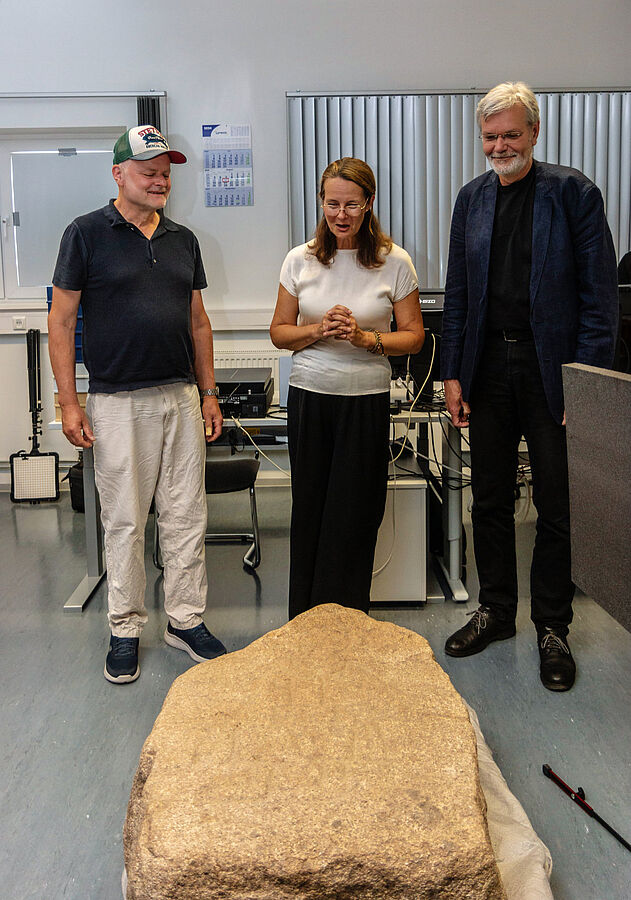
[{"left": 113, "top": 125, "right": 187, "bottom": 165}]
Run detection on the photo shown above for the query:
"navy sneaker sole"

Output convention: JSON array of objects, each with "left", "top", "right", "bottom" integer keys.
[
  {"left": 104, "top": 662, "right": 140, "bottom": 684},
  {"left": 164, "top": 626, "right": 226, "bottom": 662},
  {"left": 163, "top": 628, "right": 207, "bottom": 662}
]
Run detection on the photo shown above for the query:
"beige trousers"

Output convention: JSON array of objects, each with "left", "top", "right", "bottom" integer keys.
[{"left": 87, "top": 383, "right": 207, "bottom": 638}]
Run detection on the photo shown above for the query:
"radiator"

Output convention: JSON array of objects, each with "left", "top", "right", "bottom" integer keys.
[{"left": 213, "top": 348, "right": 291, "bottom": 384}]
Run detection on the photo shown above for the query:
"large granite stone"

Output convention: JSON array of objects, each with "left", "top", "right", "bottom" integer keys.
[{"left": 124, "top": 604, "right": 506, "bottom": 899}]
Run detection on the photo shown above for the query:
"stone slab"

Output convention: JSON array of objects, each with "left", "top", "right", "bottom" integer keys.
[{"left": 124, "top": 604, "right": 506, "bottom": 899}]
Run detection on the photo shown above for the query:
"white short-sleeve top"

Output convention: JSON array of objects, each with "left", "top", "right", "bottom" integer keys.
[{"left": 279, "top": 242, "right": 418, "bottom": 396}]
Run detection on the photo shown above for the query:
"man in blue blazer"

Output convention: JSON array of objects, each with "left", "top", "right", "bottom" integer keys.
[{"left": 441, "top": 82, "right": 618, "bottom": 691}]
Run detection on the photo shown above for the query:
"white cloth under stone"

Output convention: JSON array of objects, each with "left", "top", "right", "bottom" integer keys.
[{"left": 466, "top": 703, "right": 553, "bottom": 900}]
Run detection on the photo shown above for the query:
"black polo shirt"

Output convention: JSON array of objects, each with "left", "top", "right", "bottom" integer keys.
[{"left": 52, "top": 200, "right": 207, "bottom": 393}]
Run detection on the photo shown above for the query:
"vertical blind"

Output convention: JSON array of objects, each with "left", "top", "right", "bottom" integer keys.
[{"left": 287, "top": 90, "right": 631, "bottom": 288}]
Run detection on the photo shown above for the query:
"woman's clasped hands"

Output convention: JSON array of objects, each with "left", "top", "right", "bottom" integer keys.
[{"left": 321, "top": 305, "right": 361, "bottom": 345}]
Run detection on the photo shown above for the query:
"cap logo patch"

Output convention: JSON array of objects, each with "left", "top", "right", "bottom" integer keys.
[{"left": 137, "top": 127, "right": 168, "bottom": 150}]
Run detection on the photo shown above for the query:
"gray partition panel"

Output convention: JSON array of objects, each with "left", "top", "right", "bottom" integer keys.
[{"left": 562, "top": 363, "right": 631, "bottom": 631}]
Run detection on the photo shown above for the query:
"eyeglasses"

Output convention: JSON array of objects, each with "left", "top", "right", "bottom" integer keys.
[
  {"left": 479, "top": 131, "right": 525, "bottom": 144},
  {"left": 322, "top": 199, "right": 370, "bottom": 216}
]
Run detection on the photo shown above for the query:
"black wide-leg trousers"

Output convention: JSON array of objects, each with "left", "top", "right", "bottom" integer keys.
[
  {"left": 287, "top": 386, "right": 390, "bottom": 619},
  {"left": 468, "top": 335, "right": 574, "bottom": 635}
]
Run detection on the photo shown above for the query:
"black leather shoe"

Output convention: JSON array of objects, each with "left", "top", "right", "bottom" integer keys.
[
  {"left": 538, "top": 628, "right": 576, "bottom": 691},
  {"left": 445, "top": 606, "right": 516, "bottom": 657}
]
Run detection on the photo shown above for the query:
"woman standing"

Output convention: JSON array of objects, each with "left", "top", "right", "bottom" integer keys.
[{"left": 271, "top": 157, "right": 424, "bottom": 619}]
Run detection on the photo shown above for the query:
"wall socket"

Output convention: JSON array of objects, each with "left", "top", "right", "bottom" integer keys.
[{"left": 12, "top": 316, "right": 27, "bottom": 330}]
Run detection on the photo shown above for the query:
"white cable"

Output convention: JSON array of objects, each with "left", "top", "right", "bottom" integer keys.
[
  {"left": 389, "top": 333, "right": 437, "bottom": 464},
  {"left": 231, "top": 416, "right": 291, "bottom": 477},
  {"left": 373, "top": 441, "right": 397, "bottom": 576},
  {"left": 401, "top": 332, "right": 436, "bottom": 431}
]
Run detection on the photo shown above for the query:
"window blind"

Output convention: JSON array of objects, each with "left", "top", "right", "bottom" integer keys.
[{"left": 287, "top": 90, "right": 631, "bottom": 288}]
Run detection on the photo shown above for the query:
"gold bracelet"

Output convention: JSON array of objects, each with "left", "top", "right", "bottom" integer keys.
[{"left": 368, "top": 329, "right": 385, "bottom": 356}]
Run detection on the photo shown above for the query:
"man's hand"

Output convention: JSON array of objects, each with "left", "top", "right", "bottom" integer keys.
[
  {"left": 202, "top": 396, "right": 223, "bottom": 443},
  {"left": 444, "top": 379, "right": 471, "bottom": 428},
  {"left": 61, "top": 403, "right": 95, "bottom": 448}
]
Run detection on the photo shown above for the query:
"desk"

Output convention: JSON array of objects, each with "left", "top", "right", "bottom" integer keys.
[{"left": 53, "top": 407, "right": 468, "bottom": 611}]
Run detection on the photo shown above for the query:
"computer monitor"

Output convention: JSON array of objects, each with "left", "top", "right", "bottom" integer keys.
[{"left": 390, "top": 290, "right": 444, "bottom": 401}]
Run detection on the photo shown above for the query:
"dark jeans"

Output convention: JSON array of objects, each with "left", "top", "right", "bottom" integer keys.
[
  {"left": 468, "top": 335, "right": 574, "bottom": 635},
  {"left": 287, "top": 386, "right": 390, "bottom": 619}
]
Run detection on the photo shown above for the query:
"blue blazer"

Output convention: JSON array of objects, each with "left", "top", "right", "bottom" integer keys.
[{"left": 440, "top": 161, "right": 619, "bottom": 423}]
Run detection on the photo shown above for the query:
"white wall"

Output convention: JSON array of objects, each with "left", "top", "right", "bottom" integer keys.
[{"left": 0, "top": 0, "right": 628, "bottom": 478}]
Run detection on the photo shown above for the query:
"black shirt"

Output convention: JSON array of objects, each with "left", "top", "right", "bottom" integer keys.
[
  {"left": 486, "top": 162, "right": 536, "bottom": 334},
  {"left": 52, "top": 201, "right": 207, "bottom": 393},
  {"left": 618, "top": 251, "right": 631, "bottom": 285}
]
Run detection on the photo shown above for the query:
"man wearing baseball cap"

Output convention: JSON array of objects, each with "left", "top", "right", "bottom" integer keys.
[{"left": 49, "top": 125, "right": 226, "bottom": 683}]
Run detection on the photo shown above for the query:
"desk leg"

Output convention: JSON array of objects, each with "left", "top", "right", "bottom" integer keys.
[
  {"left": 63, "top": 446, "right": 106, "bottom": 612},
  {"left": 438, "top": 422, "right": 469, "bottom": 602}
]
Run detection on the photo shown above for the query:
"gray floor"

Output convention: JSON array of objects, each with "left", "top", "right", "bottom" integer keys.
[{"left": 1, "top": 487, "right": 630, "bottom": 900}]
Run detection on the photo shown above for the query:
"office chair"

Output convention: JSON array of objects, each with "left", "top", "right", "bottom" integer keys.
[{"left": 153, "top": 449, "right": 261, "bottom": 571}]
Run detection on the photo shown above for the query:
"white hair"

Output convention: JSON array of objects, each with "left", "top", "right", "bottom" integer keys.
[{"left": 476, "top": 82, "right": 540, "bottom": 128}]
